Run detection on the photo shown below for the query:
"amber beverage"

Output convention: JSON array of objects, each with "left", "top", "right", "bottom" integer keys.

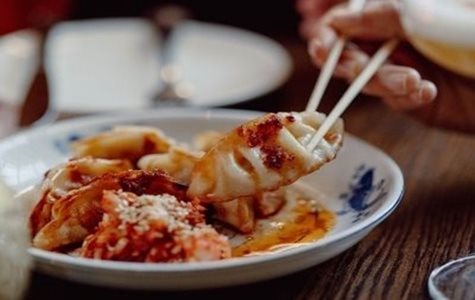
[
  {"left": 401, "top": 0, "right": 475, "bottom": 78},
  {"left": 0, "top": 182, "right": 31, "bottom": 300}
]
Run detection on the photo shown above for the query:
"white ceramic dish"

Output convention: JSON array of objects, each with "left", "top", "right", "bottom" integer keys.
[
  {"left": 45, "top": 19, "right": 292, "bottom": 112},
  {"left": 0, "top": 109, "right": 403, "bottom": 290}
]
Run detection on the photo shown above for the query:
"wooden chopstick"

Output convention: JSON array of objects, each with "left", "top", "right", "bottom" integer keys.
[
  {"left": 305, "top": 38, "right": 399, "bottom": 152},
  {"left": 305, "top": 0, "right": 367, "bottom": 112}
]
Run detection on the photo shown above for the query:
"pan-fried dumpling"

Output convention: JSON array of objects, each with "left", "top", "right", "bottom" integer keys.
[
  {"left": 71, "top": 126, "right": 174, "bottom": 163},
  {"left": 188, "top": 111, "right": 343, "bottom": 202},
  {"left": 29, "top": 157, "right": 132, "bottom": 237}
]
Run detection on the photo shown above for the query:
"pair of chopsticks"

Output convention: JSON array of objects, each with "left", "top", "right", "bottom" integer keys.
[{"left": 304, "top": 0, "right": 399, "bottom": 151}]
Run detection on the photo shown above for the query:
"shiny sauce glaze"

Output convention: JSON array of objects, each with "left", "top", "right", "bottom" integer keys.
[{"left": 225, "top": 184, "right": 335, "bottom": 257}]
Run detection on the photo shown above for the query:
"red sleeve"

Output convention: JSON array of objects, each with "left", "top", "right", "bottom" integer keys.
[{"left": 0, "top": 0, "right": 70, "bottom": 35}]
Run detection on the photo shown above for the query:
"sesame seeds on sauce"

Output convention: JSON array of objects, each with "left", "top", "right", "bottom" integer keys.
[
  {"left": 80, "top": 190, "right": 231, "bottom": 262},
  {"left": 112, "top": 192, "right": 200, "bottom": 236}
]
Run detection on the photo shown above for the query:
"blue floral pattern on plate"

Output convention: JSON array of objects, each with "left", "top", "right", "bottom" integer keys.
[
  {"left": 53, "top": 133, "right": 83, "bottom": 155},
  {"left": 53, "top": 126, "right": 112, "bottom": 155},
  {"left": 338, "top": 164, "right": 388, "bottom": 222}
]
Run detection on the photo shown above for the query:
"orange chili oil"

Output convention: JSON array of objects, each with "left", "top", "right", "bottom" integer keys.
[{"left": 231, "top": 198, "right": 335, "bottom": 257}]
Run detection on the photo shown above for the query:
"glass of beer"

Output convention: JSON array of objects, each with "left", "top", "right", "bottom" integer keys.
[
  {"left": 401, "top": 0, "right": 475, "bottom": 78},
  {"left": 0, "top": 181, "right": 31, "bottom": 300}
]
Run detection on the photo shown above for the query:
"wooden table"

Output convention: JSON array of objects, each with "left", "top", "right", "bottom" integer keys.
[{"left": 24, "top": 36, "right": 475, "bottom": 300}]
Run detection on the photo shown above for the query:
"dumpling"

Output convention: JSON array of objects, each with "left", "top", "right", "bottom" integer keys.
[
  {"left": 71, "top": 126, "right": 174, "bottom": 163},
  {"left": 31, "top": 170, "right": 187, "bottom": 251},
  {"left": 138, "top": 146, "right": 201, "bottom": 184},
  {"left": 188, "top": 111, "right": 343, "bottom": 202},
  {"left": 29, "top": 157, "right": 132, "bottom": 237}
]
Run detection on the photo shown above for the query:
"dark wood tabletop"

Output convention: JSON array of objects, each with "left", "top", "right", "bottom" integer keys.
[{"left": 20, "top": 34, "right": 475, "bottom": 300}]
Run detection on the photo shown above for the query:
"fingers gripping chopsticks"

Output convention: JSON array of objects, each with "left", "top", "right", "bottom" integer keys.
[{"left": 304, "top": 0, "right": 399, "bottom": 152}]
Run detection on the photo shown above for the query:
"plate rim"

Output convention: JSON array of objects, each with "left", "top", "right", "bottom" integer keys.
[
  {"left": 45, "top": 18, "right": 293, "bottom": 112},
  {"left": 2, "top": 108, "right": 404, "bottom": 273}
]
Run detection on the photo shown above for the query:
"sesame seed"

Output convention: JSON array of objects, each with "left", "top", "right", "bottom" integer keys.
[
  {"left": 171, "top": 245, "right": 182, "bottom": 254},
  {"left": 111, "top": 192, "right": 217, "bottom": 245},
  {"left": 270, "top": 221, "right": 285, "bottom": 230}
]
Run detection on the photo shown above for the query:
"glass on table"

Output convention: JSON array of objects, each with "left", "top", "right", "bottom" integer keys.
[
  {"left": 429, "top": 254, "right": 475, "bottom": 300},
  {"left": 0, "top": 181, "right": 31, "bottom": 300},
  {"left": 401, "top": 0, "right": 475, "bottom": 78}
]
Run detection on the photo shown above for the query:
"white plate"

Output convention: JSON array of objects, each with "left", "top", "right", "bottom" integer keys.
[
  {"left": 45, "top": 19, "right": 292, "bottom": 112},
  {"left": 0, "top": 109, "right": 403, "bottom": 290}
]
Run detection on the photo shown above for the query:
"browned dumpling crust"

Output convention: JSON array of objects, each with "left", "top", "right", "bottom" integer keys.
[
  {"left": 31, "top": 170, "right": 188, "bottom": 251},
  {"left": 188, "top": 111, "right": 343, "bottom": 202},
  {"left": 30, "top": 157, "right": 132, "bottom": 237},
  {"left": 71, "top": 126, "right": 173, "bottom": 163}
]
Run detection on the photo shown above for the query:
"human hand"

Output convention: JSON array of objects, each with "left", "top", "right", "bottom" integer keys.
[
  {"left": 303, "top": 0, "right": 438, "bottom": 111},
  {"left": 300, "top": 0, "right": 475, "bottom": 132},
  {"left": 296, "top": 0, "right": 346, "bottom": 38}
]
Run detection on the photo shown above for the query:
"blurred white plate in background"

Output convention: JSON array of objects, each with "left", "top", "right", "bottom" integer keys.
[{"left": 45, "top": 19, "right": 292, "bottom": 113}]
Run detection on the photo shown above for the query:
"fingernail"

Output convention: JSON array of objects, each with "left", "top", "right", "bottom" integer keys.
[
  {"left": 319, "top": 27, "right": 336, "bottom": 49},
  {"left": 308, "top": 39, "right": 320, "bottom": 55},
  {"left": 409, "top": 83, "right": 437, "bottom": 105},
  {"left": 405, "top": 70, "right": 421, "bottom": 92},
  {"left": 420, "top": 81, "right": 437, "bottom": 103},
  {"left": 308, "top": 39, "right": 325, "bottom": 64},
  {"left": 381, "top": 71, "right": 420, "bottom": 94},
  {"left": 381, "top": 73, "right": 406, "bottom": 92},
  {"left": 308, "top": 28, "right": 335, "bottom": 63}
]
